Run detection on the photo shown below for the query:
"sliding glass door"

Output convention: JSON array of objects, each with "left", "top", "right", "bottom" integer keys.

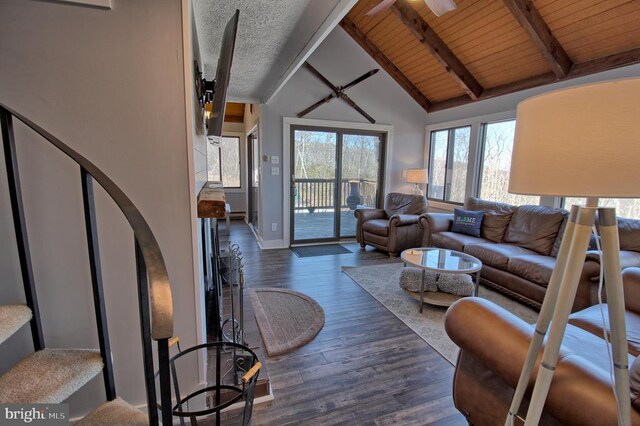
[{"left": 290, "top": 126, "right": 385, "bottom": 244}]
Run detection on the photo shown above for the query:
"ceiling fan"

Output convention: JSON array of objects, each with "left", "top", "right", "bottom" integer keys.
[{"left": 366, "top": 0, "right": 457, "bottom": 16}]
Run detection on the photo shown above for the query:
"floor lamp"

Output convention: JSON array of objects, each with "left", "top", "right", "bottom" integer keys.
[{"left": 505, "top": 78, "right": 640, "bottom": 426}]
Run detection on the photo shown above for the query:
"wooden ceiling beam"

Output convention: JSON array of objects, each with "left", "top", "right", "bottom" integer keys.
[
  {"left": 502, "top": 0, "right": 572, "bottom": 78},
  {"left": 430, "top": 46, "right": 640, "bottom": 112},
  {"left": 340, "top": 17, "right": 432, "bottom": 113},
  {"left": 390, "top": 0, "right": 483, "bottom": 100},
  {"left": 569, "top": 46, "right": 640, "bottom": 78}
]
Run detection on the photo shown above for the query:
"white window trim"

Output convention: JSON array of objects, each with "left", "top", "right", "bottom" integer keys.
[{"left": 425, "top": 111, "right": 516, "bottom": 210}]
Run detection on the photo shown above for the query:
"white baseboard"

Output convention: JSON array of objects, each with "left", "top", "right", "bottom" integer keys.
[{"left": 257, "top": 238, "right": 286, "bottom": 250}]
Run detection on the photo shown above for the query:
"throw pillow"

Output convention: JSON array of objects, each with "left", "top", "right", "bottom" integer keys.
[{"left": 451, "top": 209, "right": 484, "bottom": 238}]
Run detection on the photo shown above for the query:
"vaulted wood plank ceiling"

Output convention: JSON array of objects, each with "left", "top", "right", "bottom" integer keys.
[{"left": 341, "top": 0, "right": 640, "bottom": 112}]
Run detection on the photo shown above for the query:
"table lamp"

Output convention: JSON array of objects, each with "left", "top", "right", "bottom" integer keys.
[
  {"left": 506, "top": 77, "right": 640, "bottom": 426},
  {"left": 405, "top": 168, "right": 428, "bottom": 195}
]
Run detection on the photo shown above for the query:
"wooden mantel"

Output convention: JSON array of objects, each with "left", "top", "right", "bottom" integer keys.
[{"left": 197, "top": 181, "right": 227, "bottom": 219}]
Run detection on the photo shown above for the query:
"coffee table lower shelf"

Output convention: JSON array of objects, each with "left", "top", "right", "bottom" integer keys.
[{"left": 404, "top": 289, "right": 465, "bottom": 308}]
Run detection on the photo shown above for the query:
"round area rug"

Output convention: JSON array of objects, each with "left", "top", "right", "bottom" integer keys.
[{"left": 249, "top": 288, "right": 325, "bottom": 357}]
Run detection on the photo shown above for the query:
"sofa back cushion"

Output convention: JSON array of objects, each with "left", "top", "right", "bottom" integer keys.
[
  {"left": 464, "top": 197, "right": 515, "bottom": 243},
  {"left": 384, "top": 192, "right": 428, "bottom": 217},
  {"left": 618, "top": 217, "right": 640, "bottom": 252},
  {"left": 503, "top": 205, "right": 567, "bottom": 256}
]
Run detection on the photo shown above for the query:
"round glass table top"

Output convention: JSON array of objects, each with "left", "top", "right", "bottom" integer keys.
[{"left": 401, "top": 247, "right": 482, "bottom": 273}]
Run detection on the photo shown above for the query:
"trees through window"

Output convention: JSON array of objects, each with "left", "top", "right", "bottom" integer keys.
[
  {"left": 427, "top": 126, "right": 470, "bottom": 204},
  {"left": 479, "top": 120, "right": 539, "bottom": 206},
  {"left": 208, "top": 136, "right": 241, "bottom": 188}
]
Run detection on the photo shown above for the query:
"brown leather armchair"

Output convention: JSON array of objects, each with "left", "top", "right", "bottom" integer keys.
[
  {"left": 354, "top": 192, "right": 428, "bottom": 257},
  {"left": 444, "top": 268, "right": 640, "bottom": 425}
]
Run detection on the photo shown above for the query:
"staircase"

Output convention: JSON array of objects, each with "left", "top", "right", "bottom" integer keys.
[{"left": 0, "top": 105, "right": 174, "bottom": 425}]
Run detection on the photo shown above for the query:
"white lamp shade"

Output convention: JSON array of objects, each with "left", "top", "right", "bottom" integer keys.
[
  {"left": 509, "top": 77, "right": 640, "bottom": 198},
  {"left": 406, "top": 168, "right": 428, "bottom": 184}
]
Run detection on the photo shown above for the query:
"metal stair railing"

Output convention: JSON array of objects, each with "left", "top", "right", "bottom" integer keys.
[{"left": 0, "top": 104, "right": 174, "bottom": 426}]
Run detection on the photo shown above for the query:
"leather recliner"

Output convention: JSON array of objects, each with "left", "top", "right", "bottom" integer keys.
[
  {"left": 354, "top": 192, "right": 428, "bottom": 257},
  {"left": 444, "top": 267, "right": 640, "bottom": 425}
]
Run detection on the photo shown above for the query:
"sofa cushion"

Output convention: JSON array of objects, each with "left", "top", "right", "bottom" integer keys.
[
  {"left": 464, "top": 243, "right": 538, "bottom": 270},
  {"left": 362, "top": 219, "right": 389, "bottom": 237},
  {"left": 619, "top": 217, "right": 640, "bottom": 253},
  {"left": 451, "top": 208, "right": 484, "bottom": 237},
  {"left": 503, "top": 205, "right": 567, "bottom": 256},
  {"left": 384, "top": 192, "right": 428, "bottom": 217},
  {"left": 465, "top": 197, "right": 515, "bottom": 242},
  {"left": 431, "top": 232, "right": 488, "bottom": 252},
  {"left": 586, "top": 250, "right": 640, "bottom": 270},
  {"left": 507, "top": 254, "right": 556, "bottom": 286},
  {"left": 569, "top": 304, "right": 640, "bottom": 357}
]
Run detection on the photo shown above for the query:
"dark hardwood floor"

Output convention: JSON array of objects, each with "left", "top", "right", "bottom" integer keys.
[{"left": 221, "top": 221, "right": 465, "bottom": 425}]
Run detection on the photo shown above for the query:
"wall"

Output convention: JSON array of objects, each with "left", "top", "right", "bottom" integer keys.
[
  {"left": 0, "top": 0, "right": 200, "bottom": 417},
  {"left": 258, "top": 27, "right": 429, "bottom": 243}
]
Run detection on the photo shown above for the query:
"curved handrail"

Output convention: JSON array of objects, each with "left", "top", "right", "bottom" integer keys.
[{"left": 1, "top": 104, "right": 173, "bottom": 340}]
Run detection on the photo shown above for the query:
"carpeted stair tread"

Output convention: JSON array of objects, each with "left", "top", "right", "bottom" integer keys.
[
  {"left": 0, "top": 348, "right": 103, "bottom": 403},
  {"left": 76, "top": 397, "right": 148, "bottom": 425},
  {"left": 0, "top": 304, "right": 32, "bottom": 345}
]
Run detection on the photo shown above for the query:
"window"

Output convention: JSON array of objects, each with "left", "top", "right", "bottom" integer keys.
[
  {"left": 208, "top": 136, "right": 241, "bottom": 188},
  {"left": 427, "top": 126, "right": 470, "bottom": 204},
  {"left": 478, "top": 120, "right": 539, "bottom": 205},
  {"left": 563, "top": 198, "right": 640, "bottom": 219}
]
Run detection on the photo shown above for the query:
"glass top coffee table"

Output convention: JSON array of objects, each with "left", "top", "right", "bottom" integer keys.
[{"left": 400, "top": 247, "right": 482, "bottom": 312}]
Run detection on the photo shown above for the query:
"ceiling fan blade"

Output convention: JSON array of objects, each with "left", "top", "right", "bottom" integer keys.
[
  {"left": 341, "top": 69, "right": 379, "bottom": 92},
  {"left": 304, "top": 62, "right": 339, "bottom": 93},
  {"left": 338, "top": 93, "right": 376, "bottom": 124},
  {"left": 297, "top": 94, "right": 336, "bottom": 118},
  {"left": 365, "top": 0, "right": 396, "bottom": 16},
  {"left": 424, "top": 0, "right": 457, "bottom": 17}
]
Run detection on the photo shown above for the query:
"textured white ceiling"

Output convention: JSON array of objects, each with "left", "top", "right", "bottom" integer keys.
[{"left": 193, "top": 0, "right": 341, "bottom": 102}]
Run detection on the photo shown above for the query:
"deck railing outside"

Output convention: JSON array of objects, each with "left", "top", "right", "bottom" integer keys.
[{"left": 293, "top": 178, "right": 378, "bottom": 212}]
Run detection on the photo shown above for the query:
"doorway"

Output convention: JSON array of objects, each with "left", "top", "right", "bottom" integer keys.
[
  {"left": 290, "top": 125, "right": 385, "bottom": 244},
  {"left": 247, "top": 130, "right": 259, "bottom": 232}
]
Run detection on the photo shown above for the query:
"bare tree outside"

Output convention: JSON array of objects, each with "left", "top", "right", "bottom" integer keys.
[
  {"left": 427, "top": 127, "right": 470, "bottom": 203},
  {"left": 480, "top": 120, "right": 540, "bottom": 206},
  {"left": 564, "top": 197, "right": 640, "bottom": 219},
  {"left": 207, "top": 136, "right": 241, "bottom": 187}
]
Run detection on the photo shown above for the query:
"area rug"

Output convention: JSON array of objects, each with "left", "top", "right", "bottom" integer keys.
[
  {"left": 249, "top": 288, "right": 325, "bottom": 357},
  {"left": 342, "top": 263, "right": 538, "bottom": 364},
  {"left": 290, "top": 244, "right": 352, "bottom": 258}
]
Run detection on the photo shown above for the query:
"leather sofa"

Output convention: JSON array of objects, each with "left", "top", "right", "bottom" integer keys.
[
  {"left": 444, "top": 267, "right": 640, "bottom": 425},
  {"left": 419, "top": 197, "right": 640, "bottom": 312},
  {"left": 354, "top": 192, "right": 428, "bottom": 257}
]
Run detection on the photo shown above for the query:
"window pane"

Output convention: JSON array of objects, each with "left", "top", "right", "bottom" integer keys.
[
  {"left": 448, "top": 127, "right": 470, "bottom": 204},
  {"left": 207, "top": 144, "right": 221, "bottom": 182},
  {"left": 428, "top": 130, "right": 447, "bottom": 200},
  {"left": 480, "top": 120, "right": 539, "bottom": 205},
  {"left": 220, "top": 136, "right": 241, "bottom": 188},
  {"left": 564, "top": 198, "right": 640, "bottom": 219}
]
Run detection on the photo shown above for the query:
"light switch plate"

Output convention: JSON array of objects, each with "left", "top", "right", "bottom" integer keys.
[{"left": 271, "top": 166, "right": 280, "bottom": 175}]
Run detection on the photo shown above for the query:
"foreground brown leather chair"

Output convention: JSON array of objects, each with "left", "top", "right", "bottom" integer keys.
[
  {"left": 354, "top": 192, "right": 428, "bottom": 257},
  {"left": 445, "top": 268, "right": 640, "bottom": 425}
]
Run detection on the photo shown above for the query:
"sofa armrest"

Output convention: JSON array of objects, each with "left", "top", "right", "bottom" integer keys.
[
  {"left": 623, "top": 267, "right": 640, "bottom": 314},
  {"left": 425, "top": 213, "right": 454, "bottom": 233},
  {"left": 418, "top": 213, "right": 453, "bottom": 246},
  {"left": 354, "top": 208, "right": 387, "bottom": 222},
  {"left": 389, "top": 214, "right": 420, "bottom": 227},
  {"left": 446, "top": 298, "right": 632, "bottom": 425},
  {"left": 586, "top": 249, "right": 640, "bottom": 270}
]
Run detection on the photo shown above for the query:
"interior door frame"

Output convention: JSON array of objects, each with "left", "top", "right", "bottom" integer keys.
[
  {"left": 286, "top": 119, "right": 392, "bottom": 246},
  {"left": 246, "top": 125, "right": 259, "bottom": 231}
]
